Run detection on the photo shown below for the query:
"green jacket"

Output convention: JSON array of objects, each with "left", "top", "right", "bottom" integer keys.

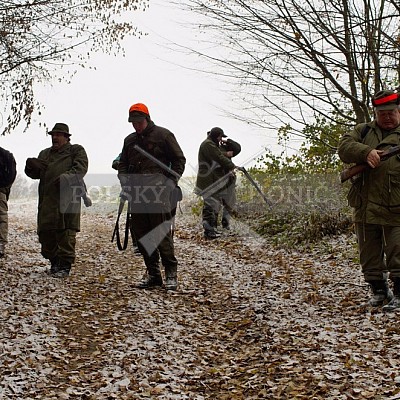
[
  {"left": 195, "top": 137, "right": 235, "bottom": 196},
  {"left": 338, "top": 121, "right": 400, "bottom": 225},
  {"left": 25, "top": 143, "right": 89, "bottom": 233},
  {"left": 118, "top": 121, "right": 186, "bottom": 181}
]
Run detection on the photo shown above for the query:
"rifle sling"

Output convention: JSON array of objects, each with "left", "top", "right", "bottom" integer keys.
[{"left": 112, "top": 206, "right": 131, "bottom": 251}]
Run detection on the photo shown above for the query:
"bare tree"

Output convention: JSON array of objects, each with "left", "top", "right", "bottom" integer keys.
[
  {"left": 182, "top": 0, "right": 400, "bottom": 138},
  {"left": 0, "top": 0, "right": 149, "bottom": 134}
]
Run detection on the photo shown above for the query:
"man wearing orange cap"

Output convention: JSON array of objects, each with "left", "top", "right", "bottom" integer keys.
[
  {"left": 339, "top": 89, "right": 400, "bottom": 311},
  {"left": 118, "top": 103, "right": 186, "bottom": 290},
  {"left": 25, "top": 123, "right": 89, "bottom": 278}
]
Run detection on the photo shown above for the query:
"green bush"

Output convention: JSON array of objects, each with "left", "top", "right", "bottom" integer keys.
[{"left": 247, "top": 207, "right": 353, "bottom": 248}]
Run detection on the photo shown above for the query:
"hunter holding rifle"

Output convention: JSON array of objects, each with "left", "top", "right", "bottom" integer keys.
[{"left": 338, "top": 89, "right": 400, "bottom": 311}]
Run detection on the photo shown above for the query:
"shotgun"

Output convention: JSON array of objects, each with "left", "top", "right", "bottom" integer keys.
[{"left": 340, "top": 145, "right": 400, "bottom": 183}]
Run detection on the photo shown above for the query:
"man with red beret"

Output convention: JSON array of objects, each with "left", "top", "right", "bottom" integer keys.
[{"left": 339, "top": 89, "right": 400, "bottom": 311}]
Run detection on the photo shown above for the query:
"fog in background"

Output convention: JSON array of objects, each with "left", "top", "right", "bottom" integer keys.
[{"left": 0, "top": 2, "right": 286, "bottom": 183}]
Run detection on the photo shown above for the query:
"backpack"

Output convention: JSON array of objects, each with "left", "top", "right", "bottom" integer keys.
[{"left": 0, "top": 147, "right": 17, "bottom": 188}]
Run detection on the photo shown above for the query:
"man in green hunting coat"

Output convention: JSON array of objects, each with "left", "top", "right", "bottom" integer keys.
[
  {"left": 195, "top": 127, "right": 237, "bottom": 239},
  {"left": 25, "top": 123, "right": 89, "bottom": 278},
  {"left": 118, "top": 103, "right": 186, "bottom": 291},
  {"left": 338, "top": 89, "right": 400, "bottom": 311}
]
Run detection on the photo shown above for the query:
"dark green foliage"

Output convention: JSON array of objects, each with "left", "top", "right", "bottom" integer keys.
[
  {"left": 250, "top": 208, "right": 353, "bottom": 249},
  {"left": 234, "top": 118, "right": 355, "bottom": 248}
]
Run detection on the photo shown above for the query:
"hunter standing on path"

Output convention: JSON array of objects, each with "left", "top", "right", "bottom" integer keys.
[
  {"left": 195, "top": 127, "right": 237, "bottom": 239},
  {"left": 338, "top": 89, "right": 400, "bottom": 311},
  {"left": 118, "top": 103, "right": 186, "bottom": 291},
  {"left": 0, "top": 147, "right": 17, "bottom": 258},
  {"left": 25, "top": 123, "right": 89, "bottom": 278}
]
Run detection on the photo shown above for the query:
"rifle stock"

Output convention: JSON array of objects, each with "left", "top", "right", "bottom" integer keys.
[
  {"left": 340, "top": 145, "right": 400, "bottom": 183},
  {"left": 340, "top": 163, "right": 368, "bottom": 183}
]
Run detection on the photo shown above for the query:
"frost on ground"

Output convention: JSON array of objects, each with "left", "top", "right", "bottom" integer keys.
[{"left": 1, "top": 200, "right": 400, "bottom": 399}]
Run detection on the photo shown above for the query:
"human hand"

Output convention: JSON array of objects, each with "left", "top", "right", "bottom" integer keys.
[
  {"left": 26, "top": 158, "right": 48, "bottom": 171},
  {"left": 229, "top": 169, "right": 237, "bottom": 178},
  {"left": 367, "top": 149, "right": 384, "bottom": 168}
]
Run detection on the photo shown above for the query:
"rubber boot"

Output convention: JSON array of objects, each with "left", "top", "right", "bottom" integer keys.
[
  {"left": 383, "top": 278, "right": 400, "bottom": 312},
  {"left": 366, "top": 280, "right": 393, "bottom": 307}
]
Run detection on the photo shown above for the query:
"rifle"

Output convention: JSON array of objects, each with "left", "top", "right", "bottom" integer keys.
[
  {"left": 237, "top": 167, "right": 273, "bottom": 208},
  {"left": 340, "top": 145, "right": 400, "bottom": 183},
  {"left": 133, "top": 144, "right": 182, "bottom": 181}
]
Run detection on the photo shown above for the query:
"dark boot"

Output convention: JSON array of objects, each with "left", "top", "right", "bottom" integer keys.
[
  {"left": 0, "top": 243, "right": 5, "bottom": 258},
  {"left": 52, "top": 260, "right": 71, "bottom": 278},
  {"left": 137, "top": 264, "right": 163, "bottom": 289},
  {"left": 49, "top": 256, "right": 60, "bottom": 274},
  {"left": 383, "top": 278, "right": 400, "bottom": 312},
  {"left": 137, "top": 274, "right": 163, "bottom": 289},
  {"left": 165, "top": 265, "right": 178, "bottom": 291},
  {"left": 367, "top": 280, "right": 393, "bottom": 307},
  {"left": 203, "top": 221, "right": 218, "bottom": 239},
  {"left": 221, "top": 208, "right": 231, "bottom": 230},
  {"left": 222, "top": 221, "right": 230, "bottom": 230}
]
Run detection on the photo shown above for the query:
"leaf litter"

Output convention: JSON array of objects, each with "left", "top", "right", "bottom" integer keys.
[{"left": 0, "top": 200, "right": 400, "bottom": 399}]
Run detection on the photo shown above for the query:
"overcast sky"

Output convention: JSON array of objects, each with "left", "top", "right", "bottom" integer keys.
[{"left": 0, "top": 2, "right": 280, "bottom": 179}]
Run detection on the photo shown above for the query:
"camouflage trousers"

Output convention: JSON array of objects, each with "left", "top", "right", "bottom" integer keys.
[
  {"left": 355, "top": 222, "right": 400, "bottom": 281},
  {"left": 38, "top": 229, "right": 77, "bottom": 265}
]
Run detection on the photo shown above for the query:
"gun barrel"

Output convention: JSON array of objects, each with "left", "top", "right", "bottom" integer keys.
[{"left": 239, "top": 167, "right": 273, "bottom": 208}]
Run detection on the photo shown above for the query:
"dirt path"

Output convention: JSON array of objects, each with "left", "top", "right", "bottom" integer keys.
[{"left": 0, "top": 201, "right": 400, "bottom": 399}]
